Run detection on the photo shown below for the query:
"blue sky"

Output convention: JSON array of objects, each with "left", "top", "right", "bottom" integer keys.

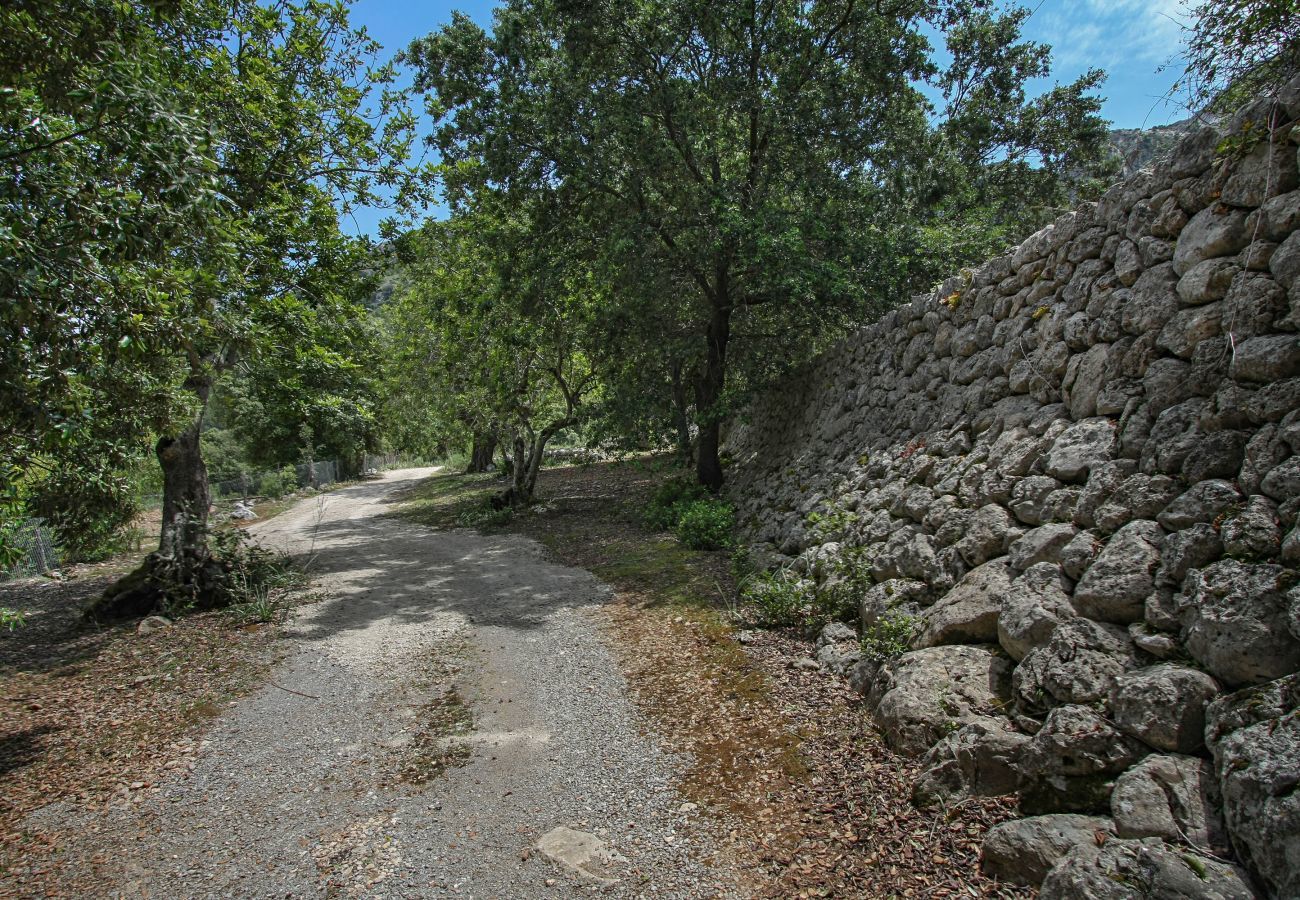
[{"left": 345, "top": 0, "right": 1192, "bottom": 236}]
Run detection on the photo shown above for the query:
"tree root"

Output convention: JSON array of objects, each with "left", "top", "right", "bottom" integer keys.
[{"left": 87, "top": 552, "right": 231, "bottom": 622}]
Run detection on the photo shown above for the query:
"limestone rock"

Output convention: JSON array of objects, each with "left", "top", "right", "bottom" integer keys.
[
  {"left": 867, "top": 645, "right": 1012, "bottom": 756},
  {"left": 1039, "top": 837, "right": 1259, "bottom": 900},
  {"left": 1177, "top": 258, "right": 1239, "bottom": 304},
  {"left": 1111, "top": 664, "right": 1220, "bottom": 755},
  {"left": 1230, "top": 334, "right": 1300, "bottom": 382},
  {"left": 1045, "top": 419, "right": 1117, "bottom": 483},
  {"left": 136, "top": 615, "right": 173, "bottom": 636},
  {"left": 1179, "top": 559, "right": 1300, "bottom": 687},
  {"left": 954, "top": 503, "right": 1017, "bottom": 567},
  {"left": 1205, "top": 673, "right": 1300, "bottom": 898},
  {"left": 998, "top": 562, "right": 1075, "bottom": 662},
  {"left": 1015, "top": 705, "right": 1149, "bottom": 815},
  {"left": 1219, "top": 495, "right": 1281, "bottom": 559},
  {"left": 914, "top": 560, "right": 1007, "bottom": 649},
  {"left": 1036, "top": 618, "right": 1139, "bottom": 707},
  {"left": 1111, "top": 754, "right": 1228, "bottom": 854},
  {"left": 1157, "top": 523, "right": 1223, "bottom": 587},
  {"left": 981, "top": 814, "right": 1114, "bottom": 887},
  {"left": 1008, "top": 523, "right": 1079, "bottom": 572},
  {"left": 536, "top": 826, "right": 625, "bottom": 883},
  {"left": 1172, "top": 206, "right": 1251, "bottom": 275},
  {"left": 912, "top": 717, "right": 1028, "bottom": 808},
  {"left": 1059, "top": 530, "right": 1100, "bottom": 580},
  {"left": 860, "top": 578, "right": 929, "bottom": 629},
  {"left": 1073, "top": 520, "right": 1164, "bottom": 624},
  {"left": 1157, "top": 479, "right": 1242, "bottom": 530}
]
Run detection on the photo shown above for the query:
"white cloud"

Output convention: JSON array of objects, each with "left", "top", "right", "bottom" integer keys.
[{"left": 1033, "top": 0, "right": 1190, "bottom": 69}]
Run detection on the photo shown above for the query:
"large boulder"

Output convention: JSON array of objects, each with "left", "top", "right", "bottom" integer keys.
[
  {"left": 1205, "top": 673, "right": 1300, "bottom": 898},
  {"left": 867, "top": 645, "right": 1012, "bottom": 756},
  {"left": 1015, "top": 705, "right": 1149, "bottom": 814},
  {"left": 1008, "top": 523, "right": 1079, "bottom": 572},
  {"left": 1178, "top": 560, "right": 1300, "bottom": 687},
  {"left": 1039, "top": 837, "right": 1259, "bottom": 900},
  {"left": 998, "top": 562, "right": 1076, "bottom": 661},
  {"left": 1073, "top": 520, "right": 1164, "bottom": 624},
  {"left": 912, "top": 717, "right": 1029, "bottom": 808},
  {"left": 1111, "top": 664, "right": 1221, "bottom": 754},
  {"left": 1111, "top": 754, "right": 1227, "bottom": 854},
  {"left": 1045, "top": 418, "right": 1118, "bottom": 483},
  {"left": 1157, "top": 479, "right": 1242, "bottom": 531},
  {"left": 1033, "top": 618, "right": 1140, "bottom": 707},
  {"left": 913, "top": 559, "right": 1007, "bottom": 648},
  {"left": 1172, "top": 205, "right": 1251, "bottom": 275},
  {"left": 981, "top": 814, "right": 1114, "bottom": 887}
]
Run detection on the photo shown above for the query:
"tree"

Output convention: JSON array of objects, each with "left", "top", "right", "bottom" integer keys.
[
  {"left": 1181, "top": 0, "right": 1300, "bottom": 112},
  {"left": 408, "top": 0, "right": 1112, "bottom": 489},
  {"left": 1, "top": 0, "right": 218, "bottom": 564},
  {"left": 383, "top": 201, "right": 598, "bottom": 506}
]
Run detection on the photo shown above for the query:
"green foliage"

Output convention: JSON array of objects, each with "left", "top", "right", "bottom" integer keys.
[
  {"left": 741, "top": 570, "right": 817, "bottom": 627},
  {"left": 860, "top": 615, "right": 918, "bottom": 666},
  {"left": 209, "top": 527, "right": 307, "bottom": 622},
  {"left": 643, "top": 476, "right": 710, "bottom": 532},
  {"left": 1182, "top": 0, "right": 1300, "bottom": 112},
  {"left": 259, "top": 466, "right": 300, "bottom": 501},
  {"left": 674, "top": 499, "right": 735, "bottom": 551},
  {"left": 0, "top": 608, "right": 24, "bottom": 630},
  {"left": 455, "top": 505, "right": 514, "bottom": 529}
]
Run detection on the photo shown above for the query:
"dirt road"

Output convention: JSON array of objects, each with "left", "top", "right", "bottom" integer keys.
[{"left": 33, "top": 469, "right": 741, "bottom": 898}]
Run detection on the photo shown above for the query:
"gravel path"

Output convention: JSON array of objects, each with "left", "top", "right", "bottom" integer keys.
[{"left": 33, "top": 469, "right": 742, "bottom": 898}]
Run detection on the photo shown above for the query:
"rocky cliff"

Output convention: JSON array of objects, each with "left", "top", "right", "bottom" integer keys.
[{"left": 726, "top": 80, "right": 1300, "bottom": 898}]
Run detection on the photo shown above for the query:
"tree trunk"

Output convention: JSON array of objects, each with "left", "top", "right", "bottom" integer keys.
[
  {"left": 466, "top": 431, "right": 497, "bottom": 473},
  {"left": 93, "top": 372, "right": 225, "bottom": 619},
  {"left": 695, "top": 303, "right": 731, "bottom": 492}
]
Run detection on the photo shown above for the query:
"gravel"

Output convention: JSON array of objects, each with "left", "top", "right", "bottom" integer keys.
[{"left": 32, "top": 469, "right": 743, "bottom": 898}]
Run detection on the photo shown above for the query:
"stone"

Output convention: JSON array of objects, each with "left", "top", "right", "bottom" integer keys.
[
  {"left": 1073, "top": 460, "right": 1137, "bottom": 529},
  {"left": 1127, "top": 624, "right": 1179, "bottom": 658},
  {"left": 1015, "top": 705, "right": 1149, "bottom": 815},
  {"left": 1271, "top": 224, "right": 1300, "bottom": 288},
  {"left": 229, "top": 501, "right": 257, "bottom": 521},
  {"left": 1223, "top": 271, "right": 1288, "bottom": 338},
  {"left": 136, "top": 615, "right": 173, "bottom": 636},
  {"left": 1072, "top": 520, "right": 1163, "bottom": 624},
  {"left": 914, "top": 560, "right": 1007, "bottom": 649},
  {"left": 1010, "top": 475, "right": 1065, "bottom": 525},
  {"left": 1157, "top": 479, "right": 1242, "bottom": 530},
  {"left": 1111, "top": 664, "right": 1221, "bottom": 754},
  {"left": 870, "top": 527, "right": 945, "bottom": 585},
  {"left": 536, "top": 826, "right": 626, "bottom": 883},
  {"left": 1172, "top": 206, "right": 1251, "bottom": 275},
  {"left": 859, "top": 578, "right": 929, "bottom": 629},
  {"left": 1182, "top": 430, "right": 1250, "bottom": 483},
  {"left": 1039, "top": 838, "right": 1259, "bottom": 900},
  {"left": 1179, "top": 559, "right": 1300, "bottom": 687},
  {"left": 1230, "top": 334, "right": 1300, "bottom": 382},
  {"left": 1262, "top": 455, "right": 1300, "bottom": 503},
  {"left": 1205, "top": 673, "right": 1300, "bottom": 898},
  {"left": 998, "top": 562, "right": 1076, "bottom": 661},
  {"left": 1008, "top": 523, "right": 1078, "bottom": 572},
  {"left": 1157, "top": 523, "right": 1223, "bottom": 587},
  {"left": 1059, "top": 530, "right": 1100, "bottom": 580},
  {"left": 816, "top": 642, "right": 862, "bottom": 677},
  {"left": 867, "top": 645, "right": 1013, "bottom": 756},
  {"left": 912, "top": 717, "right": 1029, "bottom": 807},
  {"left": 1045, "top": 418, "right": 1117, "bottom": 483},
  {"left": 1176, "top": 258, "right": 1239, "bottom": 304},
  {"left": 954, "top": 503, "right": 1016, "bottom": 567},
  {"left": 1122, "top": 265, "right": 1180, "bottom": 336},
  {"left": 1257, "top": 190, "right": 1300, "bottom": 241},
  {"left": 1157, "top": 301, "right": 1224, "bottom": 359},
  {"left": 1220, "top": 495, "right": 1281, "bottom": 559},
  {"left": 980, "top": 814, "right": 1114, "bottom": 887},
  {"left": 1111, "top": 754, "right": 1227, "bottom": 854},
  {"left": 816, "top": 621, "right": 857, "bottom": 647},
  {"left": 1038, "top": 618, "right": 1139, "bottom": 706},
  {"left": 1221, "top": 135, "right": 1300, "bottom": 208},
  {"left": 1093, "top": 475, "right": 1179, "bottom": 534}
]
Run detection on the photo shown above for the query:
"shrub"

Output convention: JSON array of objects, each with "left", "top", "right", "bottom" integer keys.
[
  {"left": 674, "top": 498, "right": 734, "bottom": 550},
  {"left": 208, "top": 527, "right": 308, "bottom": 622},
  {"left": 860, "top": 614, "right": 917, "bottom": 665},
  {"left": 642, "top": 475, "right": 709, "bottom": 531},
  {"left": 741, "top": 569, "right": 815, "bottom": 627},
  {"left": 455, "top": 504, "right": 513, "bottom": 529},
  {"left": 259, "top": 464, "right": 299, "bottom": 499}
]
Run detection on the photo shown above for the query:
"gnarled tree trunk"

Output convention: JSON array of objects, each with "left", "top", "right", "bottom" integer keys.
[
  {"left": 695, "top": 304, "right": 731, "bottom": 491},
  {"left": 94, "top": 372, "right": 226, "bottom": 619},
  {"left": 467, "top": 431, "right": 497, "bottom": 473}
]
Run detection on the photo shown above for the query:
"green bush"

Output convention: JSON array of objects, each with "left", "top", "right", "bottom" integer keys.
[
  {"left": 674, "top": 498, "right": 734, "bottom": 550},
  {"left": 741, "top": 569, "right": 815, "bottom": 627},
  {"left": 259, "top": 464, "right": 299, "bottom": 499},
  {"left": 642, "top": 475, "right": 709, "bottom": 531},
  {"left": 210, "top": 527, "right": 307, "bottom": 622},
  {"left": 860, "top": 614, "right": 917, "bottom": 665},
  {"left": 455, "top": 504, "right": 513, "bottom": 529}
]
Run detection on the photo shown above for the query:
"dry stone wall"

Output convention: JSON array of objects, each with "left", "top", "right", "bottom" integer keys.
[{"left": 726, "top": 81, "right": 1300, "bottom": 899}]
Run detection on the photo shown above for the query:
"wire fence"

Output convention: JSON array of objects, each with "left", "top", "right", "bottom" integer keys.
[{"left": 3, "top": 518, "right": 61, "bottom": 578}]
